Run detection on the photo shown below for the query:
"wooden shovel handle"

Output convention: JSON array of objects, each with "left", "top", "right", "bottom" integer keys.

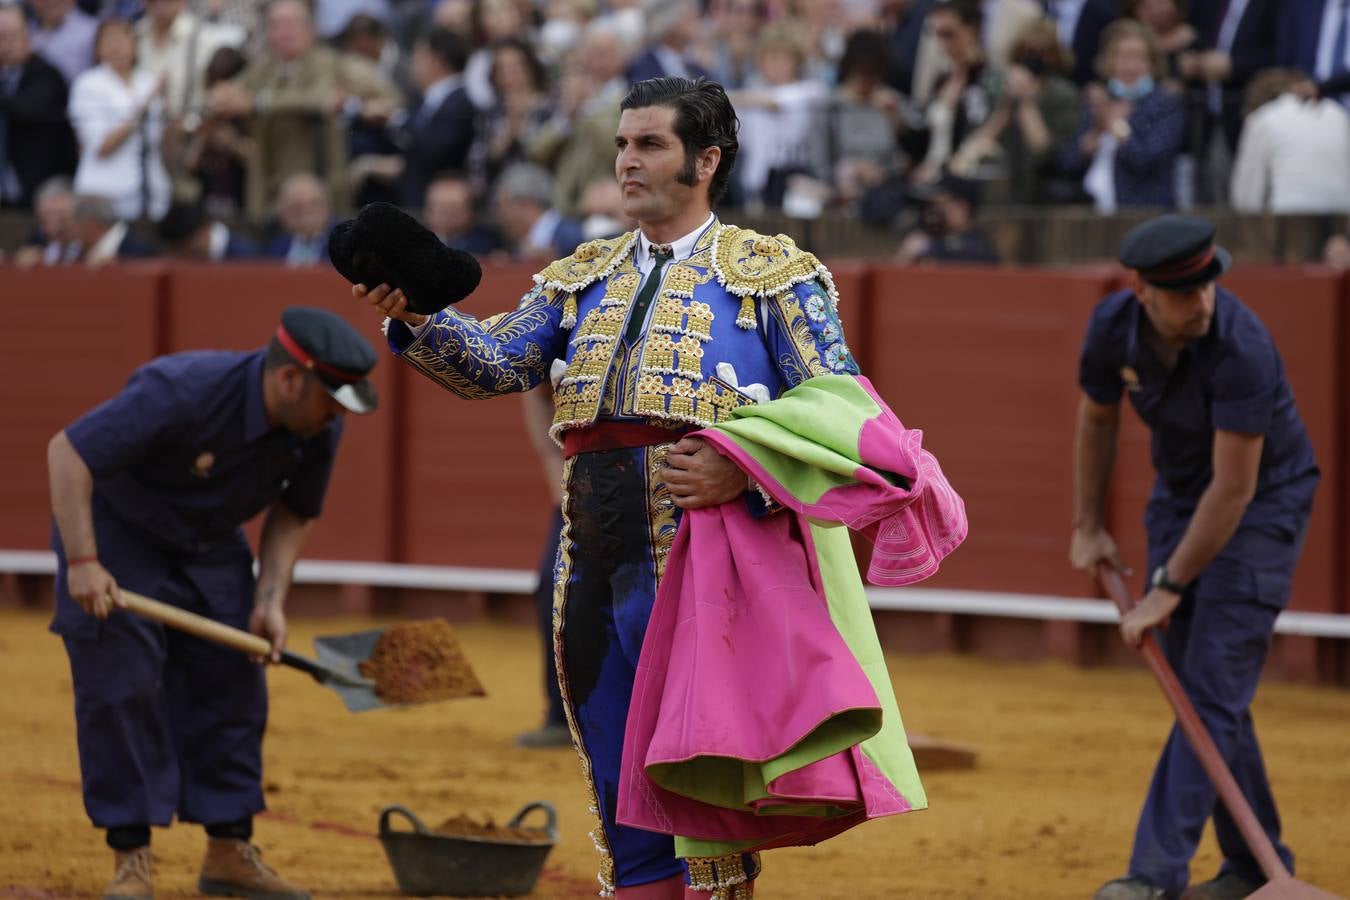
[
  {"left": 120, "top": 590, "right": 271, "bottom": 658},
  {"left": 1096, "top": 565, "right": 1291, "bottom": 882}
]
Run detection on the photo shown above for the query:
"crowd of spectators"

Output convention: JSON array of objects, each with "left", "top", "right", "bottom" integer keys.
[{"left": 2, "top": 0, "right": 1349, "bottom": 270}]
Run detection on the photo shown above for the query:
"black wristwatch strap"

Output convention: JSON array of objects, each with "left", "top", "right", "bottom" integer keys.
[{"left": 1151, "top": 565, "right": 1188, "bottom": 595}]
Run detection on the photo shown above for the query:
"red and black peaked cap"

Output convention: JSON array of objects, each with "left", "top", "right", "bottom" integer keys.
[
  {"left": 276, "top": 306, "right": 379, "bottom": 414},
  {"left": 1119, "top": 214, "right": 1232, "bottom": 290}
]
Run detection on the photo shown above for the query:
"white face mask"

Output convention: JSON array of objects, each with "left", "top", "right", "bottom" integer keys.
[{"left": 1108, "top": 75, "right": 1155, "bottom": 101}]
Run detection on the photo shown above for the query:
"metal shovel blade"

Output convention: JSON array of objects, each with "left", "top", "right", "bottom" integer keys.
[{"left": 312, "top": 628, "right": 387, "bottom": 713}]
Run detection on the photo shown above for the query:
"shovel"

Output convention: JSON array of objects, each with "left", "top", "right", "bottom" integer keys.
[
  {"left": 120, "top": 590, "right": 385, "bottom": 713},
  {"left": 1096, "top": 565, "right": 1342, "bottom": 900}
]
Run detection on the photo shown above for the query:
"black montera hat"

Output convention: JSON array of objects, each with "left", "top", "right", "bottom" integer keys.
[
  {"left": 275, "top": 307, "right": 379, "bottom": 414},
  {"left": 1119, "top": 214, "right": 1231, "bottom": 289}
]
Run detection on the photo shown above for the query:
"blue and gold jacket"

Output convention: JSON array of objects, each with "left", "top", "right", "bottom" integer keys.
[{"left": 386, "top": 219, "right": 858, "bottom": 442}]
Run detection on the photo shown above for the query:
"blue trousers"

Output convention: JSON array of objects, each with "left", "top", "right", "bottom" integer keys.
[
  {"left": 1127, "top": 594, "right": 1293, "bottom": 895},
  {"left": 556, "top": 446, "right": 682, "bottom": 889},
  {"left": 61, "top": 569, "right": 267, "bottom": 829}
]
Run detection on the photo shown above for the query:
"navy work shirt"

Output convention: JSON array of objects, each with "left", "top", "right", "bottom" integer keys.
[
  {"left": 52, "top": 350, "right": 343, "bottom": 636},
  {"left": 1078, "top": 287, "right": 1319, "bottom": 607}
]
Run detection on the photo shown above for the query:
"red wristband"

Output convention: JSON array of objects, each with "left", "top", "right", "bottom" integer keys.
[{"left": 67, "top": 556, "right": 99, "bottom": 567}]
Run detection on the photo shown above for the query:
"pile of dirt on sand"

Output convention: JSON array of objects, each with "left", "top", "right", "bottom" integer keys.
[
  {"left": 432, "top": 814, "right": 552, "bottom": 844},
  {"left": 358, "top": 619, "right": 486, "bottom": 704}
]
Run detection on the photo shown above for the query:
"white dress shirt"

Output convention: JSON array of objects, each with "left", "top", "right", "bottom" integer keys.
[{"left": 632, "top": 212, "right": 716, "bottom": 277}]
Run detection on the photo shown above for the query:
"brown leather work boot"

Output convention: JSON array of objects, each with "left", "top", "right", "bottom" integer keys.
[
  {"left": 198, "top": 838, "right": 310, "bottom": 900},
  {"left": 103, "top": 846, "right": 153, "bottom": 900}
]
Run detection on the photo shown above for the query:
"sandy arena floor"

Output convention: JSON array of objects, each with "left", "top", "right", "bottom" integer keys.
[{"left": 2, "top": 609, "right": 1348, "bottom": 899}]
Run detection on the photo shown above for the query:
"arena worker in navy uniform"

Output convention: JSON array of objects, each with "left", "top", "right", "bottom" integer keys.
[
  {"left": 359, "top": 77, "right": 866, "bottom": 899},
  {"left": 46, "top": 307, "right": 377, "bottom": 900},
  {"left": 1069, "top": 215, "right": 1319, "bottom": 900}
]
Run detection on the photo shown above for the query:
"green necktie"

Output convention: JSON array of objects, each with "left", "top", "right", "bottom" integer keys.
[{"left": 623, "top": 247, "right": 673, "bottom": 345}]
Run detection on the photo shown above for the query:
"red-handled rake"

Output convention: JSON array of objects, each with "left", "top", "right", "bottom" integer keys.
[{"left": 1096, "top": 564, "right": 1340, "bottom": 900}]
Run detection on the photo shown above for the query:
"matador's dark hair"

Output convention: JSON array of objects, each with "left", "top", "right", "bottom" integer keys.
[{"left": 620, "top": 77, "right": 739, "bottom": 205}]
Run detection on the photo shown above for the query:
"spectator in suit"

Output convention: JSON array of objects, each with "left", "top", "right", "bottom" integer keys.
[
  {"left": 1061, "top": 19, "right": 1187, "bottom": 212},
  {"left": 1178, "top": 0, "right": 1280, "bottom": 154},
  {"left": 1278, "top": 0, "right": 1350, "bottom": 105},
  {"left": 265, "top": 172, "right": 334, "bottom": 267},
  {"left": 13, "top": 175, "right": 80, "bottom": 266},
  {"left": 155, "top": 198, "right": 260, "bottom": 260},
  {"left": 206, "top": 0, "right": 401, "bottom": 216},
  {"left": 1229, "top": 68, "right": 1350, "bottom": 213},
  {"left": 1044, "top": 0, "right": 1119, "bottom": 86},
  {"left": 397, "top": 26, "right": 474, "bottom": 210},
  {"left": 422, "top": 173, "right": 502, "bottom": 256},
  {"left": 626, "top": 0, "right": 710, "bottom": 84},
  {"left": 492, "top": 162, "right": 583, "bottom": 262},
  {"left": 26, "top": 0, "right": 97, "bottom": 87},
  {"left": 525, "top": 18, "right": 630, "bottom": 217},
  {"left": 0, "top": 4, "right": 78, "bottom": 210},
  {"left": 71, "top": 193, "right": 158, "bottom": 266},
  {"left": 69, "top": 18, "right": 173, "bottom": 222}
]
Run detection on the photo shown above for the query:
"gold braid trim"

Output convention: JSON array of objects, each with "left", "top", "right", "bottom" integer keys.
[
  {"left": 534, "top": 231, "right": 638, "bottom": 293},
  {"left": 685, "top": 852, "right": 762, "bottom": 898},
  {"left": 709, "top": 225, "right": 842, "bottom": 330},
  {"left": 533, "top": 232, "right": 640, "bottom": 328}
]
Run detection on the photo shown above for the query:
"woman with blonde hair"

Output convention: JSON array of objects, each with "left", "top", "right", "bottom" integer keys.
[{"left": 1060, "top": 19, "right": 1185, "bottom": 212}]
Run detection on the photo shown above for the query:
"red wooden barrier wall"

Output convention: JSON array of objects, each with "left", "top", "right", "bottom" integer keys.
[
  {"left": 2, "top": 265, "right": 164, "bottom": 549},
  {"left": 2, "top": 261, "right": 1346, "bottom": 670}
]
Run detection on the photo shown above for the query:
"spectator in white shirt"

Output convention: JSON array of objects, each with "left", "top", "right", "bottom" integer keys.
[
  {"left": 69, "top": 19, "right": 172, "bottom": 221},
  {"left": 1229, "top": 67, "right": 1350, "bottom": 213}
]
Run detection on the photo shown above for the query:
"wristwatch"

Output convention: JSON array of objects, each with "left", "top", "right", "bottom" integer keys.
[
  {"left": 1150, "top": 565, "right": 1188, "bottom": 595},
  {"left": 1110, "top": 119, "right": 1132, "bottom": 141}
]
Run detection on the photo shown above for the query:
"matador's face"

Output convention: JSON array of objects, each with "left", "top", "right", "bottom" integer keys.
[{"left": 614, "top": 106, "right": 702, "bottom": 229}]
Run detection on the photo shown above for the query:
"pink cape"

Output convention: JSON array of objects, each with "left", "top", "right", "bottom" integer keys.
[{"left": 616, "top": 500, "right": 909, "bottom": 848}]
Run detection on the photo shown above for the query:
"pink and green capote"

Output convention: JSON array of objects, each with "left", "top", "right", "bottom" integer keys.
[{"left": 617, "top": 375, "right": 969, "bottom": 857}]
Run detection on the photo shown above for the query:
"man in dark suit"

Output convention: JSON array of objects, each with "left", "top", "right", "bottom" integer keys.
[
  {"left": 1279, "top": 0, "right": 1350, "bottom": 104},
  {"left": 0, "top": 4, "right": 78, "bottom": 209},
  {"left": 263, "top": 172, "right": 334, "bottom": 267},
  {"left": 422, "top": 174, "right": 502, "bottom": 257},
  {"left": 156, "top": 200, "right": 260, "bottom": 262},
  {"left": 1045, "top": 0, "right": 1120, "bottom": 86},
  {"left": 1183, "top": 0, "right": 1281, "bottom": 149},
  {"left": 625, "top": 0, "right": 710, "bottom": 85},
  {"left": 492, "top": 163, "right": 583, "bottom": 262},
  {"left": 71, "top": 194, "right": 158, "bottom": 265},
  {"left": 399, "top": 27, "right": 474, "bottom": 210}
]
